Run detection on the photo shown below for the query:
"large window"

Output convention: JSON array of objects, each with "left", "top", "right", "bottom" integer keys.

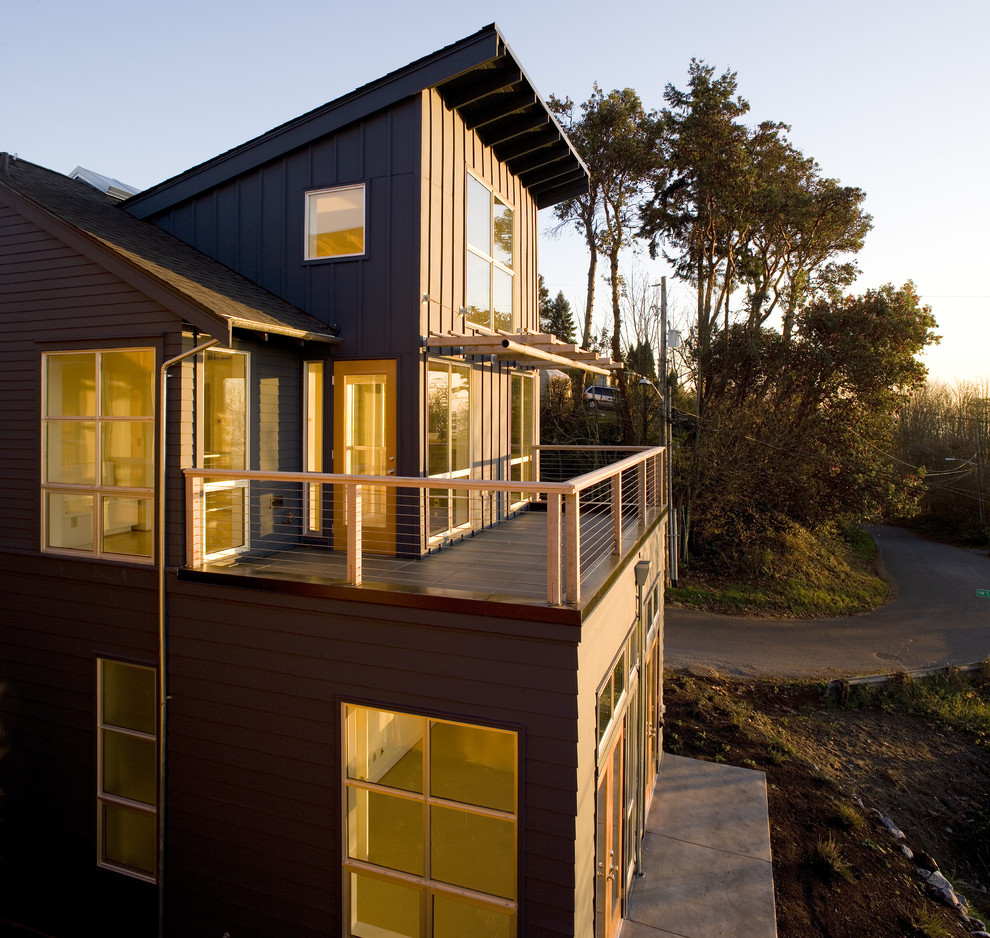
[
  {"left": 305, "top": 184, "right": 365, "bottom": 260},
  {"left": 343, "top": 704, "right": 518, "bottom": 938},
  {"left": 42, "top": 349, "right": 155, "bottom": 561},
  {"left": 427, "top": 361, "right": 471, "bottom": 539},
  {"left": 465, "top": 175, "right": 514, "bottom": 332},
  {"left": 97, "top": 659, "right": 157, "bottom": 882}
]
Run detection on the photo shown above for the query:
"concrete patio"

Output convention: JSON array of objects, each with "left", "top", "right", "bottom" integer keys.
[{"left": 623, "top": 753, "right": 777, "bottom": 938}]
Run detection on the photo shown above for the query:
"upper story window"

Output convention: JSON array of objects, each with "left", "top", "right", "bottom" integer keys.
[
  {"left": 42, "top": 349, "right": 155, "bottom": 562},
  {"left": 465, "top": 174, "right": 514, "bottom": 332},
  {"left": 305, "top": 184, "right": 366, "bottom": 260}
]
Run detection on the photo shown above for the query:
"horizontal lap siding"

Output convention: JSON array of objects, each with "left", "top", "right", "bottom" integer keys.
[
  {"left": 0, "top": 203, "right": 182, "bottom": 557},
  {"left": 0, "top": 552, "right": 158, "bottom": 936},
  {"left": 166, "top": 579, "right": 580, "bottom": 938}
]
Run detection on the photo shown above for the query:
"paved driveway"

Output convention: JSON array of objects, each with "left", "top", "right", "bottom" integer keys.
[{"left": 665, "top": 526, "right": 990, "bottom": 678}]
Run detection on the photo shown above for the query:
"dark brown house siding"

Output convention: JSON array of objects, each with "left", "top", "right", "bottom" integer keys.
[
  {"left": 164, "top": 577, "right": 582, "bottom": 937},
  {"left": 141, "top": 97, "right": 423, "bottom": 365},
  {"left": 0, "top": 201, "right": 181, "bottom": 556},
  {"left": 0, "top": 552, "right": 158, "bottom": 937}
]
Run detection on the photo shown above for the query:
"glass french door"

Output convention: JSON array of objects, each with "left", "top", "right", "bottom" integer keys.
[
  {"left": 596, "top": 725, "right": 624, "bottom": 938},
  {"left": 333, "top": 360, "right": 396, "bottom": 554}
]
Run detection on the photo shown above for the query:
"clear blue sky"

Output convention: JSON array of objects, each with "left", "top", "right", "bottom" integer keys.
[{"left": 5, "top": 0, "right": 987, "bottom": 383}]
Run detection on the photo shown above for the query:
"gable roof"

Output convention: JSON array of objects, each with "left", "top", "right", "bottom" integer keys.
[
  {"left": 125, "top": 24, "right": 588, "bottom": 219},
  {"left": 0, "top": 157, "right": 339, "bottom": 345}
]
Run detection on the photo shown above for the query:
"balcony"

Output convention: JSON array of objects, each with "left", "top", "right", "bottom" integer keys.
[{"left": 182, "top": 446, "right": 665, "bottom": 608}]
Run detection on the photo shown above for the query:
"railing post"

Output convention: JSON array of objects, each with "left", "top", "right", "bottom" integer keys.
[
  {"left": 347, "top": 483, "right": 363, "bottom": 586},
  {"left": 186, "top": 474, "right": 202, "bottom": 567},
  {"left": 611, "top": 472, "right": 622, "bottom": 555},
  {"left": 565, "top": 492, "right": 581, "bottom": 605},
  {"left": 546, "top": 492, "right": 561, "bottom": 606},
  {"left": 638, "top": 460, "right": 647, "bottom": 527}
]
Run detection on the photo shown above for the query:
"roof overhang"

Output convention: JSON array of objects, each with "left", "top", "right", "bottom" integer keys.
[{"left": 125, "top": 24, "right": 587, "bottom": 219}]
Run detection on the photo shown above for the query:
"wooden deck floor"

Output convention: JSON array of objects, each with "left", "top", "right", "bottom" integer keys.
[{"left": 192, "top": 506, "right": 661, "bottom": 607}]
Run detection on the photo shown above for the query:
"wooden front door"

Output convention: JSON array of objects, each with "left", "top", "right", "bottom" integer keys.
[
  {"left": 333, "top": 360, "right": 396, "bottom": 554},
  {"left": 596, "top": 725, "right": 625, "bottom": 938}
]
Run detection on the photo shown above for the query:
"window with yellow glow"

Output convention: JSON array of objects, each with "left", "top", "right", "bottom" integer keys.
[
  {"left": 42, "top": 349, "right": 155, "bottom": 561},
  {"left": 343, "top": 704, "right": 518, "bottom": 937},
  {"left": 305, "top": 184, "right": 365, "bottom": 259},
  {"left": 98, "top": 659, "right": 157, "bottom": 882},
  {"left": 427, "top": 361, "right": 472, "bottom": 539}
]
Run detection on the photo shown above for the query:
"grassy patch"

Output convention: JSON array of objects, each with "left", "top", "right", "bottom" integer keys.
[
  {"left": 667, "top": 522, "right": 888, "bottom": 617},
  {"left": 843, "top": 663, "right": 990, "bottom": 743}
]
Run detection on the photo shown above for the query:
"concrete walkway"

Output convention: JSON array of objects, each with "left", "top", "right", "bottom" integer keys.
[{"left": 622, "top": 754, "right": 777, "bottom": 938}]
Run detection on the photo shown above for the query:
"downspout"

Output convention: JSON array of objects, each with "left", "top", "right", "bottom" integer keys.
[
  {"left": 157, "top": 337, "right": 219, "bottom": 938},
  {"left": 633, "top": 560, "right": 651, "bottom": 877}
]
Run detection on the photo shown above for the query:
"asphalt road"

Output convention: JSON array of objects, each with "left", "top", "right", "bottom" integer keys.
[{"left": 664, "top": 526, "right": 990, "bottom": 679}]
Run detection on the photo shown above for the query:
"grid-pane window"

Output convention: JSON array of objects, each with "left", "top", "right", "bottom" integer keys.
[
  {"left": 42, "top": 350, "right": 155, "bottom": 561},
  {"left": 98, "top": 659, "right": 157, "bottom": 882},
  {"left": 465, "top": 175, "right": 514, "bottom": 332},
  {"left": 305, "top": 184, "right": 365, "bottom": 259},
  {"left": 344, "top": 704, "right": 517, "bottom": 937}
]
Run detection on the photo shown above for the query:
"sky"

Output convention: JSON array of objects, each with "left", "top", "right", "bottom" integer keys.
[{"left": 4, "top": 0, "right": 987, "bottom": 384}]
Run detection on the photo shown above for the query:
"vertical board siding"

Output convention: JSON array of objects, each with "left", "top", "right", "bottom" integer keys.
[{"left": 144, "top": 98, "right": 422, "bottom": 364}]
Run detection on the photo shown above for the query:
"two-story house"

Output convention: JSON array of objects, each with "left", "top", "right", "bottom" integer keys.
[{"left": 0, "top": 25, "right": 667, "bottom": 938}]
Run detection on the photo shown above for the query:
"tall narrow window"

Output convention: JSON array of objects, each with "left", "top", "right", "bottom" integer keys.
[
  {"left": 465, "top": 175, "right": 514, "bottom": 332},
  {"left": 42, "top": 349, "right": 155, "bottom": 561},
  {"left": 305, "top": 184, "right": 366, "bottom": 260},
  {"left": 427, "top": 361, "right": 472, "bottom": 539},
  {"left": 304, "top": 361, "right": 325, "bottom": 534},
  {"left": 508, "top": 373, "right": 534, "bottom": 507},
  {"left": 98, "top": 659, "right": 157, "bottom": 882},
  {"left": 202, "top": 349, "right": 249, "bottom": 558},
  {"left": 343, "top": 704, "right": 517, "bottom": 938}
]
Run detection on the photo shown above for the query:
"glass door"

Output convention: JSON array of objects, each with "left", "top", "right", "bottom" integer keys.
[
  {"left": 333, "top": 360, "right": 396, "bottom": 554},
  {"left": 202, "top": 349, "right": 248, "bottom": 559},
  {"left": 596, "top": 725, "right": 624, "bottom": 938}
]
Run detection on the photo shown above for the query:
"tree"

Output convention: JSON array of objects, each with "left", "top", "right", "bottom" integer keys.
[
  {"left": 681, "top": 283, "right": 938, "bottom": 571},
  {"left": 639, "top": 60, "right": 872, "bottom": 421},
  {"left": 551, "top": 86, "right": 660, "bottom": 441},
  {"left": 539, "top": 276, "right": 577, "bottom": 343},
  {"left": 549, "top": 86, "right": 660, "bottom": 353}
]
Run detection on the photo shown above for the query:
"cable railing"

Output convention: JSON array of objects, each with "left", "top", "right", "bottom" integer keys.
[{"left": 183, "top": 446, "right": 664, "bottom": 606}]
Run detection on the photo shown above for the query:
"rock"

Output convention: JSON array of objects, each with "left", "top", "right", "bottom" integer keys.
[
  {"left": 900, "top": 845, "right": 914, "bottom": 860},
  {"left": 879, "top": 815, "right": 905, "bottom": 839},
  {"left": 914, "top": 850, "right": 939, "bottom": 871}
]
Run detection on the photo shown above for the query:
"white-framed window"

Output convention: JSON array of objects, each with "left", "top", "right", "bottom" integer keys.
[
  {"left": 343, "top": 704, "right": 518, "bottom": 938},
  {"left": 201, "top": 349, "right": 249, "bottom": 559},
  {"left": 305, "top": 184, "right": 366, "bottom": 260},
  {"left": 304, "top": 360, "right": 325, "bottom": 534},
  {"left": 97, "top": 658, "right": 157, "bottom": 882},
  {"left": 465, "top": 174, "right": 514, "bottom": 332},
  {"left": 41, "top": 348, "right": 156, "bottom": 562},
  {"left": 427, "top": 360, "right": 472, "bottom": 540},
  {"left": 597, "top": 647, "right": 628, "bottom": 750}
]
